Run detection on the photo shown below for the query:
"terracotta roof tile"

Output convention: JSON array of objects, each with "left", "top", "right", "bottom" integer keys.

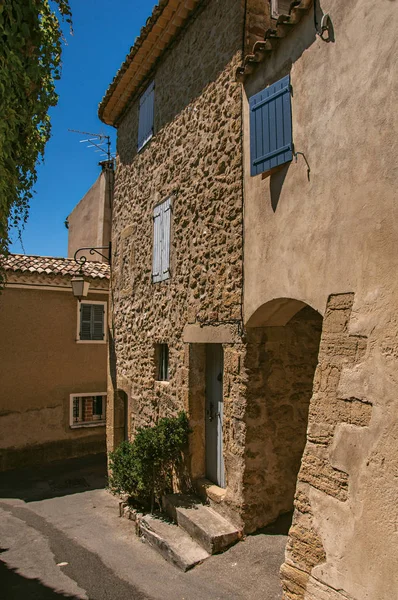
[{"left": 2, "top": 254, "right": 110, "bottom": 281}]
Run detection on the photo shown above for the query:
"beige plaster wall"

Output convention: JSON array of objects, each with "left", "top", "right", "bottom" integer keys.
[
  {"left": 242, "top": 1, "right": 398, "bottom": 598},
  {"left": 243, "top": 0, "right": 398, "bottom": 323},
  {"left": 0, "top": 287, "right": 108, "bottom": 469},
  {"left": 67, "top": 166, "right": 113, "bottom": 262}
]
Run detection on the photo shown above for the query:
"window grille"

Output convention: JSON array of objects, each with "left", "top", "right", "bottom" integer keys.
[{"left": 71, "top": 394, "right": 106, "bottom": 427}]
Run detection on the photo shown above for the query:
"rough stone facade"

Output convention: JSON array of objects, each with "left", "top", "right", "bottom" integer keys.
[
  {"left": 107, "top": 0, "right": 246, "bottom": 521},
  {"left": 242, "top": 307, "right": 323, "bottom": 533},
  {"left": 281, "top": 294, "right": 371, "bottom": 599}
]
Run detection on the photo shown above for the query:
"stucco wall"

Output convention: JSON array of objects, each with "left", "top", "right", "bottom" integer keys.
[
  {"left": 243, "top": 0, "right": 398, "bottom": 323},
  {"left": 0, "top": 287, "right": 108, "bottom": 470},
  {"left": 67, "top": 167, "right": 112, "bottom": 263},
  {"left": 242, "top": 1, "right": 398, "bottom": 598}
]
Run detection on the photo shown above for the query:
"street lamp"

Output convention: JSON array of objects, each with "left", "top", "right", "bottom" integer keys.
[{"left": 71, "top": 245, "right": 111, "bottom": 299}]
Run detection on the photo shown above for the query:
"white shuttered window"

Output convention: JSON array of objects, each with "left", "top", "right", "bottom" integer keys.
[{"left": 152, "top": 197, "right": 171, "bottom": 283}]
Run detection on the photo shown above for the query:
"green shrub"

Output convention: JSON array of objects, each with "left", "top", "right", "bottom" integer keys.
[{"left": 108, "top": 411, "right": 190, "bottom": 511}]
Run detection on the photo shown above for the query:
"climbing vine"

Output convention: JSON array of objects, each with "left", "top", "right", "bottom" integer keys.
[{"left": 0, "top": 0, "right": 71, "bottom": 277}]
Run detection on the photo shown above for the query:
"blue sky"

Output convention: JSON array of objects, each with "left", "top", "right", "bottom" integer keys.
[{"left": 9, "top": 0, "right": 156, "bottom": 257}]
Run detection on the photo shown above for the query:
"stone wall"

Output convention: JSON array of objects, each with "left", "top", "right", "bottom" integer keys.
[
  {"left": 109, "top": 0, "right": 245, "bottom": 468},
  {"left": 281, "top": 294, "right": 371, "bottom": 600},
  {"left": 242, "top": 306, "right": 323, "bottom": 533}
]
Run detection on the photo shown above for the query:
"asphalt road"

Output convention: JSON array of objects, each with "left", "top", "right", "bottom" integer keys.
[{"left": 0, "top": 454, "right": 287, "bottom": 599}]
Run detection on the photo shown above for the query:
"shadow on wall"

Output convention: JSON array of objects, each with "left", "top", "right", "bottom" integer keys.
[
  {"left": 0, "top": 550, "right": 80, "bottom": 600},
  {"left": 245, "top": 2, "right": 337, "bottom": 212},
  {"left": 270, "top": 163, "right": 290, "bottom": 212}
]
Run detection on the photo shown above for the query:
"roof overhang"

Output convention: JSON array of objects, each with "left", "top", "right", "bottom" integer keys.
[{"left": 98, "top": 0, "right": 201, "bottom": 127}]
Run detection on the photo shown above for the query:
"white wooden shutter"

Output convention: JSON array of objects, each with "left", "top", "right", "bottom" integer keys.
[
  {"left": 161, "top": 197, "right": 171, "bottom": 279},
  {"left": 152, "top": 198, "right": 172, "bottom": 283},
  {"left": 152, "top": 204, "right": 162, "bottom": 283}
]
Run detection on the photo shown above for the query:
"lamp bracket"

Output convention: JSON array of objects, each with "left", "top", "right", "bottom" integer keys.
[{"left": 73, "top": 244, "right": 111, "bottom": 269}]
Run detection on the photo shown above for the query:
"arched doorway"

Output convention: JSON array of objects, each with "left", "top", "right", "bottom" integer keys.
[{"left": 242, "top": 301, "right": 323, "bottom": 533}]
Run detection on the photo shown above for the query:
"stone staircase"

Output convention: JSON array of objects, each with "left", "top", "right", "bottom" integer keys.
[{"left": 120, "top": 493, "right": 242, "bottom": 571}]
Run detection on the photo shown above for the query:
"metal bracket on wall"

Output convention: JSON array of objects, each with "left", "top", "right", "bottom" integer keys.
[{"left": 294, "top": 152, "right": 311, "bottom": 181}]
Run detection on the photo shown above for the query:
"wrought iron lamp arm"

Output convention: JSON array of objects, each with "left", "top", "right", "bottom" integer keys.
[{"left": 73, "top": 245, "right": 111, "bottom": 268}]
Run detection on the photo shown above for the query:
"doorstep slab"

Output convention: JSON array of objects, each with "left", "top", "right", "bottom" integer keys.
[
  {"left": 163, "top": 494, "right": 241, "bottom": 554},
  {"left": 138, "top": 514, "right": 210, "bottom": 572}
]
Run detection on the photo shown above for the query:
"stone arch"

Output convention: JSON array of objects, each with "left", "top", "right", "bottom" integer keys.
[
  {"left": 242, "top": 299, "right": 323, "bottom": 533},
  {"left": 246, "top": 297, "right": 319, "bottom": 328}
]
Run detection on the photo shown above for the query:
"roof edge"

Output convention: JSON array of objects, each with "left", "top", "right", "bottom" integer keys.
[{"left": 98, "top": 0, "right": 202, "bottom": 127}]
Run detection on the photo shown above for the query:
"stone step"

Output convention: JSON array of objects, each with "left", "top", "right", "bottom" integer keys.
[
  {"left": 138, "top": 514, "right": 210, "bottom": 572},
  {"left": 163, "top": 493, "right": 241, "bottom": 554}
]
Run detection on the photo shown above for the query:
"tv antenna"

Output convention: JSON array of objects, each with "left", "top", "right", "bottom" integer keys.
[{"left": 68, "top": 129, "right": 115, "bottom": 162}]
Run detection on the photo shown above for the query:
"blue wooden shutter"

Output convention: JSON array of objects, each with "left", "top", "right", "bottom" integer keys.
[
  {"left": 161, "top": 197, "right": 171, "bottom": 279},
  {"left": 80, "top": 304, "right": 92, "bottom": 340},
  {"left": 92, "top": 304, "right": 105, "bottom": 340},
  {"left": 152, "top": 204, "right": 162, "bottom": 283},
  {"left": 249, "top": 75, "right": 293, "bottom": 176},
  {"left": 137, "top": 81, "right": 154, "bottom": 151}
]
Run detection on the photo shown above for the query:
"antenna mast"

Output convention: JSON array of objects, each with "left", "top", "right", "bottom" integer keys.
[{"left": 68, "top": 129, "right": 115, "bottom": 164}]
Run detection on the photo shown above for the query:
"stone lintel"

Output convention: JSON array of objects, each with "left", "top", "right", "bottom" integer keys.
[{"left": 183, "top": 323, "right": 241, "bottom": 344}]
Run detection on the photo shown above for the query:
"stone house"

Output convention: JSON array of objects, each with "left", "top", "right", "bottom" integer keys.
[{"left": 100, "top": 1, "right": 398, "bottom": 598}]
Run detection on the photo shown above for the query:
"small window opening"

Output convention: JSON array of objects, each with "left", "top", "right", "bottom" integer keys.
[{"left": 155, "top": 344, "right": 169, "bottom": 381}]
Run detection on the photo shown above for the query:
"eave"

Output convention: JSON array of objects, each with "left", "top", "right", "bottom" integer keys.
[{"left": 99, "top": 0, "right": 202, "bottom": 127}]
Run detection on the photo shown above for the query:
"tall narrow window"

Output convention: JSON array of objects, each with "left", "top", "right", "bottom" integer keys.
[
  {"left": 78, "top": 302, "right": 106, "bottom": 341},
  {"left": 152, "top": 197, "right": 171, "bottom": 283},
  {"left": 155, "top": 344, "right": 169, "bottom": 381},
  {"left": 137, "top": 81, "right": 155, "bottom": 151}
]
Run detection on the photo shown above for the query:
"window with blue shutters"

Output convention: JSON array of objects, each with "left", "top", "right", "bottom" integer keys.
[
  {"left": 152, "top": 197, "right": 172, "bottom": 283},
  {"left": 137, "top": 81, "right": 155, "bottom": 151},
  {"left": 78, "top": 302, "right": 106, "bottom": 342},
  {"left": 249, "top": 75, "right": 293, "bottom": 176}
]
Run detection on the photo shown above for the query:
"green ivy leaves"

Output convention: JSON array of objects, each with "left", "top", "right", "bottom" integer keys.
[{"left": 0, "top": 0, "right": 71, "bottom": 276}]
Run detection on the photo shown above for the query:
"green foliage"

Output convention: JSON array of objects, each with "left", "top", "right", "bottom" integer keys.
[
  {"left": 108, "top": 412, "right": 191, "bottom": 511},
  {"left": 0, "top": 1, "right": 72, "bottom": 270}
]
